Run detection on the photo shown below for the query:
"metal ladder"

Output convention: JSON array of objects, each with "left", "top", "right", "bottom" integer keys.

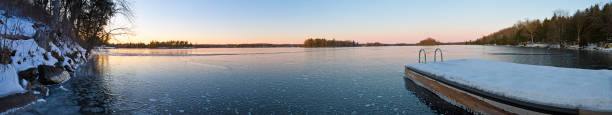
[
  {"left": 418, "top": 48, "right": 443, "bottom": 63},
  {"left": 434, "top": 48, "right": 443, "bottom": 62},
  {"left": 418, "top": 49, "right": 427, "bottom": 63}
]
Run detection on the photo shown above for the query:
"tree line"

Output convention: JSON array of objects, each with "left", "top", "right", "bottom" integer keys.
[
  {"left": 471, "top": 3, "right": 612, "bottom": 47},
  {"left": 0, "top": 0, "right": 132, "bottom": 50},
  {"left": 111, "top": 40, "right": 193, "bottom": 48},
  {"left": 303, "top": 38, "right": 358, "bottom": 47},
  {"left": 195, "top": 44, "right": 301, "bottom": 48},
  {"left": 417, "top": 37, "right": 441, "bottom": 45}
]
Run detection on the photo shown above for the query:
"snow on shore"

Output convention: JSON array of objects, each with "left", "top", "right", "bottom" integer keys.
[
  {"left": 406, "top": 59, "right": 612, "bottom": 111},
  {"left": 8, "top": 39, "right": 58, "bottom": 71},
  {"left": 0, "top": 9, "right": 88, "bottom": 98},
  {"left": 0, "top": 65, "right": 25, "bottom": 97},
  {"left": 520, "top": 43, "right": 612, "bottom": 52},
  {"left": 0, "top": 10, "right": 36, "bottom": 37}
]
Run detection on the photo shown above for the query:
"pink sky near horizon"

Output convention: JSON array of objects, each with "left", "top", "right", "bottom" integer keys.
[{"left": 110, "top": 0, "right": 604, "bottom": 44}]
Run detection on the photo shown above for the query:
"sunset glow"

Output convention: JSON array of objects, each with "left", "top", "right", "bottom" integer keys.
[{"left": 115, "top": 0, "right": 604, "bottom": 44}]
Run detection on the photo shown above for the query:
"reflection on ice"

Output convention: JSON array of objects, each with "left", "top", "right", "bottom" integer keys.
[{"left": 16, "top": 46, "right": 612, "bottom": 114}]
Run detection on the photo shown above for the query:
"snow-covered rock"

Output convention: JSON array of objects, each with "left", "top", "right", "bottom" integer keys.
[
  {"left": 17, "top": 68, "right": 37, "bottom": 82},
  {"left": 0, "top": 65, "right": 26, "bottom": 98},
  {"left": 0, "top": 8, "right": 88, "bottom": 114},
  {"left": 8, "top": 39, "right": 58, "bottom": 72},
  {"left": 37, "top": 65, "right": 70, "bottom": 85}
]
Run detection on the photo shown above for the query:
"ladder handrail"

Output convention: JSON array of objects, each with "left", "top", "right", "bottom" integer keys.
[
  {"left": 418, "top": 49, "right": 426, "bottom": 63},
  {"left": 434, "top": 48, "right": 443, "bottom": 62}
]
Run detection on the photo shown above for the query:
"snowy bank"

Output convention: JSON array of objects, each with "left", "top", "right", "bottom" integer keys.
[
  {"left": 0, "top": 65, "right": 25, "bottom": 97},
  {"left": 0, "top": 10, "right": 36, "bottom": 38},
  {"left": 0, "top": 8, "right": 88, "bottom": 114},
  {"left": 406, "top": 59, "right": 612, "bottom": 112},
  {"left": 518, "top": 43, "right": 612, "bottom": 53}
]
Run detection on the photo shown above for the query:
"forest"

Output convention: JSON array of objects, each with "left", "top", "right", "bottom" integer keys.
[
  {"left": 110, "top": 40, "right": 193, "bottom": 48},
  {"left": 471, "top": 3, "right": 612, "bottom": 47},
  {"left": 0, "top": 0, "right": 132, "bottom": 50},
  {"left": 417, "top": 37, "right": 442, "bottom": 45},
  {"left": 303, "top": 38, "right": 359, "bottom": 47}
]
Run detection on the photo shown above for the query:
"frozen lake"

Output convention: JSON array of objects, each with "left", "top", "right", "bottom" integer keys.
[{"left": 18, "top": 45, "right": 612, "bottom": 114}]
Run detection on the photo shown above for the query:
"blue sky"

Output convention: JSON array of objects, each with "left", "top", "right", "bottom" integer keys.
[{"left": 114, "top": 0, "right": 608, "bottom": 44}]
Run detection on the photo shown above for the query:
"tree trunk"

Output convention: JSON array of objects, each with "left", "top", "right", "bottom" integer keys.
[
  {"left": 577, "top": 29, "right": 581, "bottom": 47},
  {"left": 530, "top": 33, "right": 534, "bottom": 43}
]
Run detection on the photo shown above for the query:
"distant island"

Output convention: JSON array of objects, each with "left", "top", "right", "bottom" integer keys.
[
  {"left": 416, "top": 37, "right": 442, "bottom": 45},
  {"left": 110, "top": 40, "right": 194, "bottom": 48},
  {"left": 303, "top": 38, "right": 359, "bottom": 47}
]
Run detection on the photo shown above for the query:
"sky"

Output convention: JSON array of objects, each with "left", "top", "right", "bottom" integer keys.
[{"left": 111, "top": 0, "right": 609, "bottom": 44}]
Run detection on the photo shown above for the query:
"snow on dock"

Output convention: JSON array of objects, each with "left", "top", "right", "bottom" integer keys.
[{"left": 405, "top": 59, "right": 612, "bottom": 112}]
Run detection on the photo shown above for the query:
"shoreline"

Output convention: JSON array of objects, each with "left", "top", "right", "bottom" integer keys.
[
  {"left": 492, "top": 44, "right": 612, "bottom": 53},
  {"left": 0, "top": 9, "right": 90, "bottom": 114},
  {"left": 104, "top": 44, "right": 612, "bottom": 51}
]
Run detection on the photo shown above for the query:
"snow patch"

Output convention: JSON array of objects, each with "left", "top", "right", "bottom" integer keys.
[
  {"left": 0, "top": 12, "right": 36, "bottom": 37},
  {"left": 0, "top": 65, "right": 26, "bottom": 98},
  {"left": 8, "top": 39, "right": 58, "bottom": 71},
  {"left": 20, "top": 79, "right": 28, "bottom": 88},
  {"left": 36, "top": 99, "right": 46, "bottom": 102},
  {"left": 406, "top": 59, "right": 612, "bottom": 112},
  {"left": 59, "top": 85, "right": 70, "bottom": 91}
]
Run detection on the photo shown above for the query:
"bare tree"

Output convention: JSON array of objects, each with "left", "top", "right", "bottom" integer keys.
[
  {"left": 573, "top": 11, "right": 589, "bottom": 46},
  {"left": 553, "top": 10, "right": 568, "bottom": 45},
  {"left": 517, "top": 19, "right": 539, "bottom": 43}
]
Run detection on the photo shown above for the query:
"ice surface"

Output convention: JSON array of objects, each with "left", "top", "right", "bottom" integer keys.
[{"left": 406, "top": 59, "right": 612, "bottom": 111}]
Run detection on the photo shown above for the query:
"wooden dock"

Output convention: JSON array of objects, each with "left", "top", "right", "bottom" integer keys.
[{"left": 404, "top": 60, "right": 612, "bottom": 115}]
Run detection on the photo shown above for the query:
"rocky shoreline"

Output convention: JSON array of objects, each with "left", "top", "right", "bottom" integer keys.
[
  {"left": 494, "top": 43, "right": 612, "bottom": 53},
  {"left": 0, "top": 9, "right": 89, "bottom": 114}
]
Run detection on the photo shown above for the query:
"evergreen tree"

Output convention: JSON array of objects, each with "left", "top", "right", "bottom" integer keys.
[{"left": 472, "top": 3, "right": 612, "bottom": 47}]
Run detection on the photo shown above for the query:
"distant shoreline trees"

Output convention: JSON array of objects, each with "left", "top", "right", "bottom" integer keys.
[
  {"left": 148, "top": 40, "right": 192, "bottom": 48},
  {"left": 417, "top": 37, "right": 441, "bottom": 45},
  {"left": 110, "top": 40, "right": 193, "bottom": 48},
  {"left": 194, "top": 44, "right": 301, "bottom": 48},
  {"left": 111, "top": 38, "right": 464, "bottom": 48},
  {"left": 303, "top": 38, "right": 358, "bottom": 47},
  {"left": 471, "top": 3, "right": 612, "bottom": 47}
]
